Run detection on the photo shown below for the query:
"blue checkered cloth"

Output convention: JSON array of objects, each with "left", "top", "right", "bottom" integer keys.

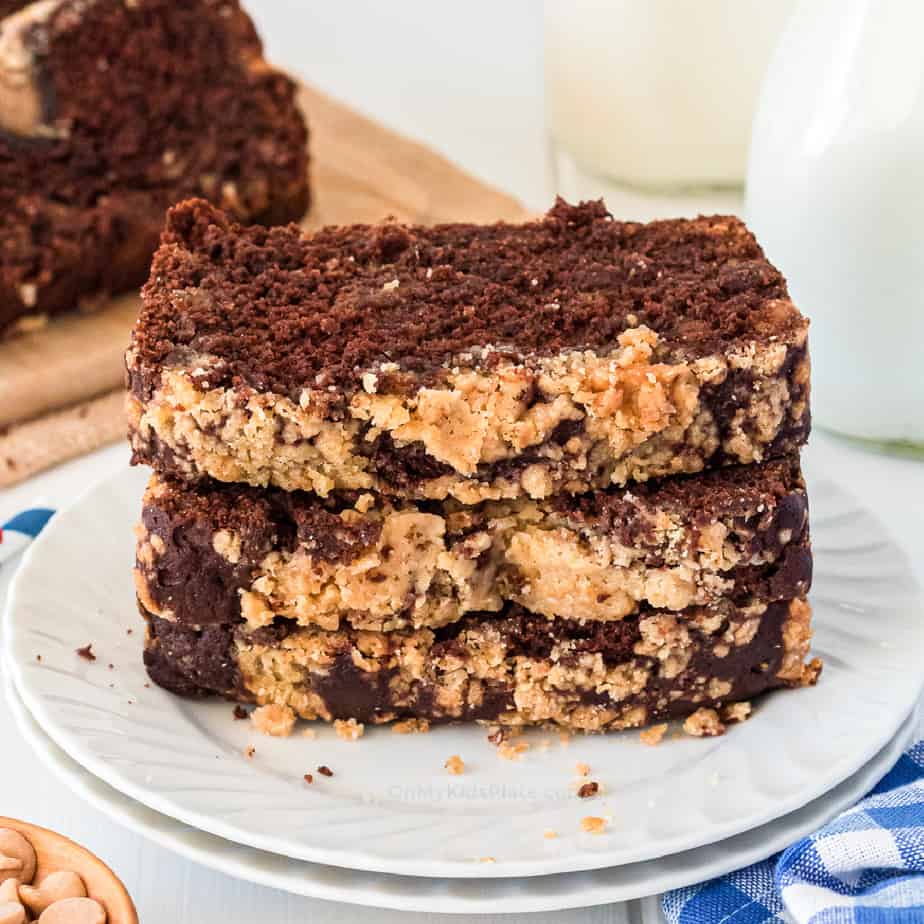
[{"left": 663, "top": 740, "right": 924, "bottom": 923}]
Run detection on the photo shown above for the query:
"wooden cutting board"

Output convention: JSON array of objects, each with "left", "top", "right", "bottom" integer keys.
[{"left": 0, "top": 82, "right": 529, "bottom": 487}]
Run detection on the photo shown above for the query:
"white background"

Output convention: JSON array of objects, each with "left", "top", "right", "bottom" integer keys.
[{"left": 1, "top": 2, "right": 923, "bottom": 921}]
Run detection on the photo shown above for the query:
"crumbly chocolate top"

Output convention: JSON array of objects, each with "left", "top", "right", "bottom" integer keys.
[{"left": 135, "top": 198, "right": 805, "bottom": 397}]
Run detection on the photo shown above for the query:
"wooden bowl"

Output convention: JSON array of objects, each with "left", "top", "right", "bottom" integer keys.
[{"left": 0, "top": 818, "right": 137, "bottom": 924}]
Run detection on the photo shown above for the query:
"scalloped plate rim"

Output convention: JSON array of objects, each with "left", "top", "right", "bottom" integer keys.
[
  {"left": 5, "top": 466, "right": 924, "bottom": 879},
  {"left": 5, "top": 667, "right": 918, "bottom": 913}
]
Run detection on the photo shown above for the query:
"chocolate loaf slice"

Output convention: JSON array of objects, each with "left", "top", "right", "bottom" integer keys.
[
  {"left": 136, "top": 458, "right": 811, "bottom": 633},
  {"left": 0, "top": 0, "right": 309, "bottom": 333},
  {"left": 141, "top": 597, "right": 820, "bottom": 732},
  {"left": 128, "top": 199, "right": 809, "bottom": 501}
]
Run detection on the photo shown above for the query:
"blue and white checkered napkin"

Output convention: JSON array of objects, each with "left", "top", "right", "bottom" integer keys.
[
  {"left": 664, "top": 741, "right": 924, "bottom": 923},
  {"left": 0, "top": 508, "right": 55, "bottom": 566}
]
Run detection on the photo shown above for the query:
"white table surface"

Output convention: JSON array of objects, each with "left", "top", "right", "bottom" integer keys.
[{"left": 2, "top": 2, "right": 923, "bottom": 921}]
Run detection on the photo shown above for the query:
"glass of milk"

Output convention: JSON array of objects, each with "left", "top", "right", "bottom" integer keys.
[{"left": 544, "top": 0, "right": 795, "bottom": 212}]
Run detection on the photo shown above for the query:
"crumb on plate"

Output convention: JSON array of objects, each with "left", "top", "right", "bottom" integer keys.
[
  {"left": 251, "top": 703, "right": 297, "bottom": 737},
  {"left": 640, "top": 723, "right": 668, "bottom": 746},
  {"left": 444, "top": 754, "right": 465, "bottom": 775}
]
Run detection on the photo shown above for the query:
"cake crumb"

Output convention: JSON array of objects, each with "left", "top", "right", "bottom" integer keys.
[
  {"left": 640, "top": 723, "right": 669, "bottom": 746},
  {"left": 803, "top": 657, "right": 823, "bottom": 685},
  {"left": 559, "top": 732, "right": 571, "bottom": 747},
  {"left": 543, "top": 829, "right": 558, "bottom": 840},
  {"left": 577, "top": 782, "right": 599, "bottom": 799},
  {"left": 251, "top": 703, "right": 297, "bottom": 737},
  {"left": 575, "top": 762, "right": 591, "bottom": 777},
  {"left": 487, "top": 725, "right": 523, "bottom": 745},
  {"left": 722, "top": 702, "right": 752, "bottom": 724},
  {"left": 303, "top": 773, "right": 313, "bottom": 784},
  {"left": 317, "top": 765, "right": 334, "bottom": 777},
  {"left": 497, "top": 740, "right": 529, "bottom": 761},
  {"left": 478, "top": 856, "right": 495, "bottom": 863},
  {"left": 393, "top": 718, "right": 430, "bottom": 735},
  {"left": 444, "top": 754, "right": 465, "bottom": 775},
  {"left": 76, "top": 644, "right": 96, "bottom": 662},
  {"left": 580, "top": 816, "right": 607, "bottom": 835},
  {"left": 683, "top": 708, "right": 726, "bottom": 738},
  {"left": 233, "top": 705, "right": 249, "bottom": 720},
  {"left": 244, "top": 745, "right": 256, "bottom": 759},
  {"left": 334, "top": 718, "right": 365, "bottom": 741},
  {"left": 486, "top": 726, "right": 505, "bottom": 745},
  {"left": 302, "top": 727, "right": 317, "bottom": 740}
]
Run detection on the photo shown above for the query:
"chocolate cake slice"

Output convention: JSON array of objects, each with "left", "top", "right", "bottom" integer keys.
[
  {"left": 141, "top": 596, "right": 820, "bottom": 732},
  {"left": 0, "top": 0, "right": 309, "bottom": 333},
  {"left": 128, "top": 198, "right": 810, "bottom": 502},
  {"left": 135, "top": 459, "right": 811, "bottom": 633}
]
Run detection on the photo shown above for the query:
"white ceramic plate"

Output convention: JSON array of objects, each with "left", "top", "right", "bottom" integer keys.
[
  {"left": 6, "top": 666, "right": 918, "bottom": 914},
  {"left": 5, "top": 468, "right": 924, "bottom": 879}
]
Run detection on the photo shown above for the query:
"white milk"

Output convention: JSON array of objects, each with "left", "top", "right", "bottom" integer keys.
[
  {"left": 746, "top": 0, "right": 924, "bottom": 447},
  {"left": 544, "top": 0, "right": 795, "bottom": 191}
]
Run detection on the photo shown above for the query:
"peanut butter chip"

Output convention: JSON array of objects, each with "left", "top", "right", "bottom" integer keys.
[{"left": 37, "top": 897, "right": 107, "bottom": 924}]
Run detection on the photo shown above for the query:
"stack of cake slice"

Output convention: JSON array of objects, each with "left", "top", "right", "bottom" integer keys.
[{"left": 128, "top": 198, "right": 819, "bottom": 733}]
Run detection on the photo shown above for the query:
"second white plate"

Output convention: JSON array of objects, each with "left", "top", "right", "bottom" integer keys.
[
  {"left": 7, "top": 665, "right": 918, "bottom": 914},
  {"left": 5, "top": 468, "right": 924, "bottom": 878}
]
